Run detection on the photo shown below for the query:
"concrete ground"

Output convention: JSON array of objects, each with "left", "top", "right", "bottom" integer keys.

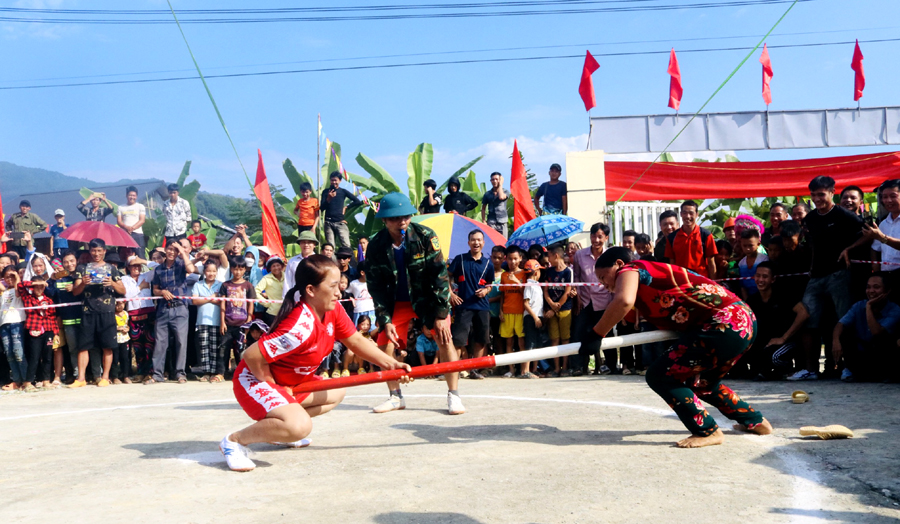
[{"left": 1, "top": 375, "right": 899, "bottom": 524}]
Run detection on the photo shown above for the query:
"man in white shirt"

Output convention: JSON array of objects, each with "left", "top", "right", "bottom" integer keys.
[
  {"left": 162, "top": 183, "right": 192, "bottom": 245},
  {"left": 117, "top": 186, "right": 147, "bottom": 255},
  {"left": 283, "top": 230, "right": 319, "bottom": 299},
  {"left": 867, "top": 180, "right": 900, "bottom": 274}
]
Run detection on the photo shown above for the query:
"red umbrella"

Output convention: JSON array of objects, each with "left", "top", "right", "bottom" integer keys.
[{"left": 60, "top": 221, "right": 139, "bottom": 248}]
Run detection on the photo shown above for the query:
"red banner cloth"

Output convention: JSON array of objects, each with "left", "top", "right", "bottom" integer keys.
[
  {"left": 254, "top": 150, "right": 286, "bottom": 258},
  {"left": 578, "top": 50, "right": 600, "bottom": 112},
  {"left": 606, "top": 152, "right": 900, "bottom": 202},
  {"left": 852, "top": 39, "right": 865, "bottom": 102},
  {"left": 760, "top": 43, "right": 773, "bottom": 106},
  {"left": 510, "top": 140, "right": 536, "bottom": 229},
  {"left": 667, "top": 48, "right": 682, "bottom": 111}
]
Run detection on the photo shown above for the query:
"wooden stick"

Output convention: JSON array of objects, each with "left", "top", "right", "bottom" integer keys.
[{"left": 292, "top": 330, "right": 678, "bottom": 394}]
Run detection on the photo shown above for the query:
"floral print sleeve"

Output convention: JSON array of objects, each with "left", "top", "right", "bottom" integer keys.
[{"left": 618, "top": 260, "right": 742, "bottom": 332}]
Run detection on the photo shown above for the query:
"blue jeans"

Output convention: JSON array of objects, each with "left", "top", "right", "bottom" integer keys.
[
  {"left": 802, "top": 269, "right": 852, "bottom": 329},
  {"left": 1, "top": 322, "right": 26, "bottom": 384}
]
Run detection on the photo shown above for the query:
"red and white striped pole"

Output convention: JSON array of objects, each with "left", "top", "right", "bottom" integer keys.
[{"left": 292, "top": 330, "right": 678, "bottom": 394}]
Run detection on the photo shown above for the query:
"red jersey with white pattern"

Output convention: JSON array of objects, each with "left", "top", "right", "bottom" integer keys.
[{"left": 257, "top": 301, "right": 356, "bottom": 388}]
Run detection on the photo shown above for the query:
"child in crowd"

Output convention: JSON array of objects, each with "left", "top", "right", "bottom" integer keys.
[
  {"left": 49, "top": 210, "right": 69, "bottom": 259},
  {"left": 192, "top": 260, "right": 223, "bottom": 382},
  {"left": 0, "top": 267, "right": 26, "bottom": 390},
  {"left": 52, "top": 251, "right": 84, "bottom": 384},
  {"left": 339, "top": 273, "right": 354, "bottom": 319},
  {"left": 293, "top": 182, "right": 320, "bottom": 233},
  {"left": 621, "top": 230, "right": 637, "bottom": 253},
  {"left": 347, "top": 261, "right": 375, "bottom": 327},
  {"left": 543, "top": 245, "right": 573, "bottom": 376},
  {"left": 500, "top": 246, "right": 526, "bottom": 378},
  {"left": 635, "top": 234, "right": 656, "bottom": 261},
  {"left": 18, "top": 274, "right": 58, "bottom": 389},
  {"left": 738, "top": 228, "right": 768, "bottom": 300},
  {"left": 187, "top": 220, "right": 207, "bottom": 251},
  {"left": 415, "top": 326, "right": 439, "bottom": 377},
  {"left": 113, "top": 300, "right": 131, "bottom": 384},
  {"left": 521, "top": 260, "right": 544, "bottom": 379},
  {"left": 339, "top": 316, "right": 372, "bottom": 377},
  {"left": 239, "top": 319, "right": 268, "bottom": 352},
  {"left": 217, "top": 256, "right": 256, "bottom": 376},
  {"left": 487, "top": 246, "right": 506, "bottom": 362}
]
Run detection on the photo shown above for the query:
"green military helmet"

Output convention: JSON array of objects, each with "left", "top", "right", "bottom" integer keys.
[{"left": 376, "top": 192, "right": 418, "bottom": 219}]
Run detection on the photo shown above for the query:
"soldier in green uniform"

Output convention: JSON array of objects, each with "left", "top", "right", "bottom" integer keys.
[{"left": 366, "top": 193, "right": 465, "bottom": 415}]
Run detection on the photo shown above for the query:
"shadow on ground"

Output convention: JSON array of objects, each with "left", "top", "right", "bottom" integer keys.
[
  {"left": 123, "top": 441, "right": 272, "bottom": 470},
  {"left": 309, "top": 423, "right": 685, "bottom": 451},
  {"left": 772, "top": 509, "right": 900, "bottom": 523}
]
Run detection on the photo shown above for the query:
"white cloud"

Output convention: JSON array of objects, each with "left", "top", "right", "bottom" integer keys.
[{"left": 2, "top": 0, "right": 74, "bottom": 40}]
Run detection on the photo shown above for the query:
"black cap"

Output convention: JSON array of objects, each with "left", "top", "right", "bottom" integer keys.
[
  {"left": 104, "top": 253, "right": 123, "bottom": 265},
  {"left": 19, "top": 200, "right": 30, "bottom": 207},
  {"left": 336, "top": 247, "right": 354, "bottom": 258}
]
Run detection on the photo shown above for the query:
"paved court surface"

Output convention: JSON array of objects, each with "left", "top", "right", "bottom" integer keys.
[{"left": 2, "top": 376, "right": 899, "bottom": 523}]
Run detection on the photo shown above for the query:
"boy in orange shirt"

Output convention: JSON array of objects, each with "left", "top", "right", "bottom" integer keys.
[
  {"left": 499, "top": 246, "right": 526, "bottom": 378},
  {"left": 294, "top": 182, "right": 320, "bottom": 233}
]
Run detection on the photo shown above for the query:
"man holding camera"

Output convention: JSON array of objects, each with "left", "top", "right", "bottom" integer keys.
[{"left": 5, "top": 200, "right": 47, "bottom": 260}]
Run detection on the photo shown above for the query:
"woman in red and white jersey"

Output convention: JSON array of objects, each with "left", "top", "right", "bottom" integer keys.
[{"left": 220, "top": 255, "right": 411, "bottom": 472}]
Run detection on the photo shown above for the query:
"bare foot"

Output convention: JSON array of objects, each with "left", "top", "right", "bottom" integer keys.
[
  {"left": 676, "top": 429, "right": 725, "bottom": 448},
  {"left": 733, "top": 418, "right": 774, "bottom": 435}
]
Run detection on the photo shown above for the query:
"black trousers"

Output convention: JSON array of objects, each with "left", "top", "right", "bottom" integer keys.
[
  {"left": 25, "top": 331, "right": 53, "bottom": 383},
  {"left": 573, "top": 305, "right": 607, "bottom": 372}
]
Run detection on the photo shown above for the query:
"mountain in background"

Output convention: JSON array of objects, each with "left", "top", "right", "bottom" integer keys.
[{"left": 0, "top": 161, "right": 245, "bottom": 225}]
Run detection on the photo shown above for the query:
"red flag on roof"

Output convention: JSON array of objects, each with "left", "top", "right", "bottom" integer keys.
[
  {"left": 667, "top": 48, "right": 682, "bottom": 111},
  {"left": 510, "top": 140, "right": 536, "bottom": 230},
  {"left": 760, "top": 43, "right": 773, "bottom": 106},
  {"left": 578, "top": 50, "right": 601, "bottom": 111},
  {"left": 851, "top": 39, "right": 865, "bottom": 102},
  {"left": 254, "top": 150, "right": 285, "bottom": 258}
]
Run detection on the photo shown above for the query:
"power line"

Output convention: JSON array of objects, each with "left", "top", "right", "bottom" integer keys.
[
  {"left": 0, "top": 0, "right": 811, "bottom": 24},
  {"left": 2, "top": 36, "right": 894, "bottom": 91},
  {"left": 6, "top": 25, "right": 894, "bottom": 84}
]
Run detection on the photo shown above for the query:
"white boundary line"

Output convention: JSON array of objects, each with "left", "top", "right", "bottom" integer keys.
[{"left": 0, "top": 392, "right": 827, "bottom": 522}]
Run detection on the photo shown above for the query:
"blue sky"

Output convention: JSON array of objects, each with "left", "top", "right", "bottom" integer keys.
[{"left": 0, "top": 0, "right": 898, "bottom": 198}]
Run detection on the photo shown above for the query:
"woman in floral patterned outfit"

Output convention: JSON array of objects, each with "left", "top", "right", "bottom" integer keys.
[{"left": 588, "top": 247, "right": 773, "bottom": 448}]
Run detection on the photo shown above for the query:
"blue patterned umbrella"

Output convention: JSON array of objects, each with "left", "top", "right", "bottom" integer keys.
[{"left": 507, "top": 215, "right": 584, "bottom": 250}]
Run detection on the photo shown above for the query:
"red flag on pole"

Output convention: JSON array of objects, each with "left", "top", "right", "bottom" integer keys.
[
  {"left": 510, "top": 140, "right": 536, "bottom": 231},
  {"left": 760, "top": 43, "right": 773, "bottom": 106},
  {"left": 667, "top": 48, "right": 682, "bottom": 111},
  {"left": 578, "top": 50, "right": 601, "bottom": 111},
  {"left": 851, "top": 39, "right": 865, "bottom": 102},
  {"left": 254, "top": 150, "right": 285, "bottom": 258}
]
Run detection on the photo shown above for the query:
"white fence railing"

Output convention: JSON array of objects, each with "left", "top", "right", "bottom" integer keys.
[{"left": 607, "top": 202, "right": 677, "bottom": 247}]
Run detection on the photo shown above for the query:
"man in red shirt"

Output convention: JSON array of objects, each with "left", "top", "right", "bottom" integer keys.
[{"left": 664, "top": 200, "right": 718, "bottom": 278}]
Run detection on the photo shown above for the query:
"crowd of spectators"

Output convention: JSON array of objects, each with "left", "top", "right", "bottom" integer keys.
[{"left": 2, "top": 169, "right": 897, "bottom": 393}]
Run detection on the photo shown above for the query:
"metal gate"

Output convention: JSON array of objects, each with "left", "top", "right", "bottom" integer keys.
[{"left": 607, "top": 202, "right": 677, "bottom": 247}]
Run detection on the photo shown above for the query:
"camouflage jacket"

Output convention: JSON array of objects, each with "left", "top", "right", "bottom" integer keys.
[{"left": 367, "top": 222, "right": 450, "bottom": 330}]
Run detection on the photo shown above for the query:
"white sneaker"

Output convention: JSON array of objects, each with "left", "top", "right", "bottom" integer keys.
[
  {"left": 272, "top": 438, "right": 312, "bottom": 448},
  {"left": 219, "top": 434, "right": 256, "bottom": 472},
  {"left": 447, "top": 392, "right": 466, "bottom": 415},
  {"left": 787, "top": 369, "right": 818, "bottom": 381},
  {"left": 372, "top": 395, "right": 406, "bottom": 413},
  {"left": 502, "top": 371, "right": 514, "bottom": 378}
]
